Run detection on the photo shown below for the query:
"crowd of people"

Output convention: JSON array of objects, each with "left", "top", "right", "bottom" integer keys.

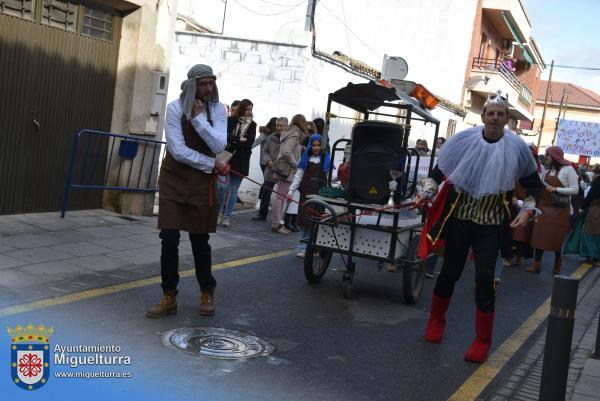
[
  {"left": 148, "top": 64, "right": 599, "bottom": 367},
  {"left": 214, "top": 98, "right": 332, "bottom": 257}
]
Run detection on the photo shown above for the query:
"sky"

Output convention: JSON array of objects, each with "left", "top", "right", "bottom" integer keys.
[{"left": 523, "top": 0, "right": 600, "bottom": 96}]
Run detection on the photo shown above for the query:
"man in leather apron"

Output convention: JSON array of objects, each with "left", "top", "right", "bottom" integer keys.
[{"left": 146, "top": 65, "right": 229, "bottom": 318}]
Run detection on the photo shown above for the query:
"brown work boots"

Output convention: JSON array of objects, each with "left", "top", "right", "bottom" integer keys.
[
  {"left": 198, "top": 288, "right": 215, "bottom": 316},
  {"left": 146, "top": 289, "right": 178, "bottom": 318},
  {"left": 145, "top": 288, "right": 216, "bottom": 317}
]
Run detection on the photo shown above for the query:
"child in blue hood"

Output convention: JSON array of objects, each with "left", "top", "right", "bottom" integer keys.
[{"left": 288, "top": 134, "right": 332, "bottom": 257}]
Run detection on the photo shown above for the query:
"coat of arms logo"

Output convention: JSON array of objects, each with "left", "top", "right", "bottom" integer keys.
[{"left": 7, "top": 323, "right": 53, "bottom": 391}]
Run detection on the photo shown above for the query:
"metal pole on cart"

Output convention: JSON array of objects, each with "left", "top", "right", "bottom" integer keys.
[
  {"left": 428, "top": 123, "right": 440, "bottom": 173},
  {"left": 324, "top": 93, "right": 333, "bottom": 179}
]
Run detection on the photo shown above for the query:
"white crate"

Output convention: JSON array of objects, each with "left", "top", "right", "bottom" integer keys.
[{"left": 315, "top": 224, "right": 413, "bottom": 260}]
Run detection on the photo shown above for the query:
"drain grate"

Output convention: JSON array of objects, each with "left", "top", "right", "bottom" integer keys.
[{"left": 161, "top": 327, "right": 275, "bottom": 359}]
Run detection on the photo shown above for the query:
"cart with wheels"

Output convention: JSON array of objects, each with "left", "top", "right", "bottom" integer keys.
[{"left": 300, "top": 80, "right": 440, "bottom": 304}]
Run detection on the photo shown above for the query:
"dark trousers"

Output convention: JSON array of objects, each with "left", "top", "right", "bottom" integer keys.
[
  {"left": 160, "top": 229, "right": 216, "bottom": 292},
  {"left": 258, "top": 164, "right": 266, "bottom": 199},
  {"left": 258, "top": 180, "right": 276, "bottom": 218},
  {"left": 498, "top": 225, "right": 513, "bottom": 260},
  {"left": 434, "top": 218, "right": 501, "bottom": 313}
]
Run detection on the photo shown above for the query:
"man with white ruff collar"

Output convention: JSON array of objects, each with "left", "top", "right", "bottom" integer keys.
[
  {"left": 146, "top": 64, "right": 229, "bottom": 318},
  {"left": 416, "top": 91, "right": 543, "bottom": 362}
]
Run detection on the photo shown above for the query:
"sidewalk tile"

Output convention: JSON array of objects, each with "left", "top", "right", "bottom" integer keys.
[
  {"left": 68, "top": 255, "right": 128, "bottom": 272},
  {"left": 0, "top": 254, "right": 28, "bottom": 270},
  {"left": 105, "top": 247, "right": 161, "bottom": 265},
  {"left": 49, "top": 242, "right": 113, "bottom": 257},
  {"left": 91, "top": 237, "right": 147, "bottom": 251},
  {"left": 124, "top": 233, "right": 160, "bottom": 246},
  {"left": 45, "top": 230, "right": 104, "bottom": 243},
  {"left": 77, "top": 226, "right": 131, "bottom": 239},
  {"left": 28, "top": 219, "right": 82, "bottom": 231},
  {"left": 110, "top": 224, "right": 158, "bottom": 235},
  {"left": 571, "top": 394, "right": 599, "bottom": 401},
  {"left": 0, "top": 221, "right": 44, "bottom": 236},
  {"left": 5, "top": 247, "right": 73, "bottom": 263},
  {"left": 0, "top": 234, "right": 61, "bottom": 249},
  {"left": 581, "top": 358, "right": 600, "bottom": 379},
  {"left": 0, "top": 243, "right": 17, "bottom": 252},
  {"left": 0, "top": 269, "right": 52, "bottom": 288},
  {"left": 20, "top": 261, "right": 92, "bottom": 280}
]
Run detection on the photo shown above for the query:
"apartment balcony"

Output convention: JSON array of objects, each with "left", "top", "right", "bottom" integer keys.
[
  {"left": 467, "top": 57, "right": 534, "bottom": 121},
  {"left": 483, "top": 0, "right": 531, "bottom": 43}
]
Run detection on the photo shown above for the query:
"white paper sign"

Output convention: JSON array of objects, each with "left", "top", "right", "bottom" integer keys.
[{"left": 556, "top": 119, "right": 600, "bottom": 157}]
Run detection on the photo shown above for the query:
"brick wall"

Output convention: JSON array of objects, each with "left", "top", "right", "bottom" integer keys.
[
  {"left": 173, "top": 34, "right": 308, "bottom": 111},
  {"left": 516, "top": 63, "right": 541, "bottom": 113}
]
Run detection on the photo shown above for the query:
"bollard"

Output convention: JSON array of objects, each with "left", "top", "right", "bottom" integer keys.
[
  {"left": 539, "top": 276, "right": 579, "bottom": 401},
  {"left": 592, "top": 311, "right": 600, "bottom": 360}
]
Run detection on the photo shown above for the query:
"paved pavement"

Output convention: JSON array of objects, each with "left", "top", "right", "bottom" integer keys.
[
  {"left": 1, "top": 208, "right": 599, "bottom": 400},
  {"left": 479, "top": 265, "right": 600, "bottom": 401},
  {"left": 0, "top": 207, "right": 297, "bottom": 307}
]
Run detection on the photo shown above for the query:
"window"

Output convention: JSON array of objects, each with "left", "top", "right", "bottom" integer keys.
[
  {"left": 478, "top": 34, "right": 488, "bottom": 59},
  {"left": 42, "top": 0, "right": 77, "bottom": 31},
  {"left": 82, "top": 5, "right": 113, "bottom": 40},
  {"left": 0, "top": 0, "right": 35, "bottom": 20}
]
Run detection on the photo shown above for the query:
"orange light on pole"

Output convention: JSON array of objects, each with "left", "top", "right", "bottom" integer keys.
[{"left": 411, "top": 84, "right": 439, "bottom": 109}]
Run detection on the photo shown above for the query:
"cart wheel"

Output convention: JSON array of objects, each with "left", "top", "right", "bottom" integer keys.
[
  {"left": 402, "top": 234, "right": 425, "bottom": 304},
  {"left": 342, "top": 276, "right": 353, "bottom": 299},
  {"left": 304, "top": 245, "right": 332, "bottom": 283}
]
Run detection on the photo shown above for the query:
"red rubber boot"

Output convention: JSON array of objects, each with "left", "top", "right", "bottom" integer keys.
[
  {"left": 464, "top": 308, "right": 495, "bottom": 362},
  {"left": 423, "top": 293, "right": 451, "bottom": 343}
]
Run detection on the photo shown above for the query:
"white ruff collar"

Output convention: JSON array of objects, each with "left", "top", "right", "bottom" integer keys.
[{"left": 437, "top": 126, "right": 537, "bottom": 199}]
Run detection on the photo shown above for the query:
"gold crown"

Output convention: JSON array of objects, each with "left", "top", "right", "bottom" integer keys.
[{"left": 7, "top": 323, "right": 54, "bottom": 343}]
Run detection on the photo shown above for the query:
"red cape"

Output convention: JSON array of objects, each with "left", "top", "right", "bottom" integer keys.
[{"left": 418, "top": 182, "right": 449, "bottom": 260}]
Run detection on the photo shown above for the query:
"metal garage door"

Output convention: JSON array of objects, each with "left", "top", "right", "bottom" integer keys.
[{"left": 0, "top": 0, "right": 121, "bottom": 214}]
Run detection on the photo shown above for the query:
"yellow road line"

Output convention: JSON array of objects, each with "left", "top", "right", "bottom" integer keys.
[
  {"left": 448, "top": 262, "right": 593, "bottom": 401},
  {"left": 0, "top": 249, "right": 293, "bottom": 318}
]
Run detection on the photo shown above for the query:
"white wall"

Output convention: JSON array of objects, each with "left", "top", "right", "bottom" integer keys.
[
  {"left": 178, "top": 0, "right": 477, "bottom": 102},
  {"left": 169, "top": 32, "right": 368, "bottom": 200},
  {"left": 170, "top": 0, "right": 480, "bottom": 200}
]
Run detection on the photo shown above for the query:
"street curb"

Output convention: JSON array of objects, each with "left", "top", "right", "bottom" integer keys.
[{"left": 449, "top": 262, "right": 596, "bottom": 401}]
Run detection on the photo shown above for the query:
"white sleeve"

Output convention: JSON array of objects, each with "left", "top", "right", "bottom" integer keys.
[
  {"left": 289, "top": 168, "right": 305, "bottom": 193},
  {"left": 556, "top": 167, "right": 579, "bottom": 195},
  {"left": 190, "top": 103, "right": 227, "bottom": 154},
  {"left": 164, "top": 102, "right": 216, "bottom": 173}
]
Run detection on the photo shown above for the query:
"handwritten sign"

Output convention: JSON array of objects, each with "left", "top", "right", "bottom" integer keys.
[
  {"left": 408, "top": 155, "right": 437, "bottom": 190},
  {"left": 556, "top": 119, "right": 600, "bottom": 157}
]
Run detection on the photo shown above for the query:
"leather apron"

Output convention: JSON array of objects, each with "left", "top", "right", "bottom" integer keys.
[
  {"left": 530, "top": 171, "right": 571, "bottom": 251},
  {"left": 158, "top": 116, "right": 218, "bottom": 233}
]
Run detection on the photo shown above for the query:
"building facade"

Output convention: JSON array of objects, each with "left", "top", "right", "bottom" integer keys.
[
  {"left": 462, "top": 0, "right": 545, "bottom": 129},
  {"left": 0, "top": 0, "right": 177, "bottom": 215}
]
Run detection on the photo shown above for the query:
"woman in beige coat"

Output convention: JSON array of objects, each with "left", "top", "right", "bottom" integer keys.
[{"left": 270, "top": 114, "right": 305, "bottom": 233}]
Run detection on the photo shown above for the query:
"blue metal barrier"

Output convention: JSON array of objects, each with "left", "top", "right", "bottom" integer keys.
[{"left": 61, "top": 129, "right": 166, "bottom": 217}]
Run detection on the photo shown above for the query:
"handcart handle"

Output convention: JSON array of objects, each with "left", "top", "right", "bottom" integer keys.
[{"left": 302, "top": 199, "right": 339, "bottom": 227}]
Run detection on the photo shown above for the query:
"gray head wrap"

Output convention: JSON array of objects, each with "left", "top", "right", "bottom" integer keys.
[{"left": 180, "top": 64, "right": 219, "bottom": 119}]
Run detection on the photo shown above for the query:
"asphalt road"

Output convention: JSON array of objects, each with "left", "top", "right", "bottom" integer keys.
[{"left": 1, "top": 250, "right": 583, "bottom": 401}]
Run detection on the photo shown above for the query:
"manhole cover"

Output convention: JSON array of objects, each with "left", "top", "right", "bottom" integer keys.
[{"left": 160, "top": 327, "right": 275, "bottom": 359}]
